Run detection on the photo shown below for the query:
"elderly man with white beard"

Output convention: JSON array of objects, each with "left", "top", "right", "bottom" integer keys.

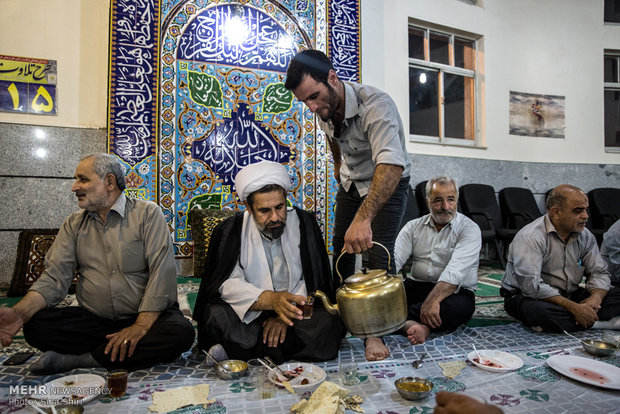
[
  {"left": 193, "top": 161, "right": 346, "bottom": 364},
  {"left": 394, "top": 176, "right": 482, "bottom": 344}
]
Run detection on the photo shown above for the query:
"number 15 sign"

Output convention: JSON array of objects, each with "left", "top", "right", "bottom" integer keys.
[{"left": 0, "top": 55, "right": 57, "bottom": 115}]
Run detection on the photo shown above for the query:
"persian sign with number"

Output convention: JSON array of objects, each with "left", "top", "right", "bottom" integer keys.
[{"left": 0, "top": 55, "right": 57, "bottom": 115}]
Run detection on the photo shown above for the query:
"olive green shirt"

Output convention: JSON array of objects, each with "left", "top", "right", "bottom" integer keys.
[{"left": 30, "top": 194, "right": 177, "bottom": 320}]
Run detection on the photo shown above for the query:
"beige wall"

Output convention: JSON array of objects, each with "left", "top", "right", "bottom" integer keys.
[{"left": 0, "top": 0, "right": 109, "bottom": 128}]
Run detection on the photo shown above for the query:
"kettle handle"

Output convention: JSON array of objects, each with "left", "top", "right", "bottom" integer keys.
[{"left": 335, "top": 241, "right": 391, "bottom": 284}]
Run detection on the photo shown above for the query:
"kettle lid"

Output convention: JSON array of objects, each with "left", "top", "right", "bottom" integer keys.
[{"left": 344, "top": 268, "right": 387, "bottom": 284}]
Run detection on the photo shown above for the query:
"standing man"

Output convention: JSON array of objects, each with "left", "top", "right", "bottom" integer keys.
[
  {"left": 394, "top": 176, "right": 481, "bottom": 344},
  {"left": 501, "top": 184, "right": 620, "bottom": 332},
  {"left": 0, "top": 154, "right": 195, "bottom": 374},
  {"left": 285, "top": 49, "right": 412, "bottom": 360},
  {"left": 193, "top": 161, "right": 346, "bottom": 364}
]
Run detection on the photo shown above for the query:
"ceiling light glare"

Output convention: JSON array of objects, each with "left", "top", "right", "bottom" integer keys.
[{"left": 225, "top": 16, "right": 249, "bottom": 45}]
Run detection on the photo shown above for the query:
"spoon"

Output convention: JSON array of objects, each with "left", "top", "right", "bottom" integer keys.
[
  {"left": 472, "top": 343, "right": 487, "bottom": 364},
  {"left": 264, "top": 356, "right": 297, "bottom": 380},
  {"left": 30, "top": 405, "right": 47, "bottom": 414},
  {"left": 257, "top": 358, "right": 288, "bottom": 381},
  {"left": 412, "top": 353, "right": 427, "bottom": 369},
  {"left": 563, "top": 330, "right": 586, "bottom": 344},
  {"left": 202, "top": 349, "right": 230, "bottom": 372}
]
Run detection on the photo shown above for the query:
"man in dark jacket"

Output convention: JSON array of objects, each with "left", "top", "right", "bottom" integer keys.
[{"left": 193, "top": 161, "right": 345, "bottom": 364}]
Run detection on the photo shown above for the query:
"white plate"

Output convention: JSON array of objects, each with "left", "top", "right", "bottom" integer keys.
[
  {"left": 546, "top": 354, "right": 620, "bottom": 390},
  {"left": 268, "top": 362, "right": 326, "bottom": 393},
  {"left": 467, "top": 350, "right": 524, "bottom": 372},
  {"left": 29, "top": 373, "right": 106, "bottom": 406}
]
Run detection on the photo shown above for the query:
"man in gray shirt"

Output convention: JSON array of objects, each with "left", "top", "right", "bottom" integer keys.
[
  {"left": 0, "top": 154, "right": 195, "bottom": 374},
  {"left": 501, "top": 184, "right": 620, "bottom": 332},
  {"left": 285, "top": 49, "right": 411, "bottom": 361},
  {"left": 601, "top": 219, "right": 620, "bottom": 286},
  {"left": 395, "top": 176, "right": 481, "bottom": 344}
]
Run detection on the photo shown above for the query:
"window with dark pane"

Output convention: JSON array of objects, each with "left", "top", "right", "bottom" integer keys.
[
  {"left": 409, "top": 67, "right": 439, "bottom": 136},
  {"left": 604, "top": 90, "right": 620, "bottom": 147},
  {"left": 429, "top": 31, "right": 449, "bottom": 64},
  {"left": 604, "top": 55, "right": 619, "bottom": 83},
  {"left": 604, "top": 0, "right": 620, "bottom": 23},
  {"left": 409, "top": 27, "right": 425, "bottom": 60},
  {"left": 444, "top": 73, "right": 475, "bottom": 139}
]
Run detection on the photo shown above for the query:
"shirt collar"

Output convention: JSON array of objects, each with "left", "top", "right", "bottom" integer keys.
[
  {"left": 89, "top": 193, "right": 126, "bottom": 220},
  {"left": 544, "top": 214, "right": 579, "bottom": 242},
  {"left": 343, "top": 82, "right": 359, "bottom": 121}
]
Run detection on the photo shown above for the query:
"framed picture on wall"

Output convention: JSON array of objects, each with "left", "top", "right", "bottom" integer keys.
[{"left": 509, "top": 91, "right": 565, "bottom": 138}]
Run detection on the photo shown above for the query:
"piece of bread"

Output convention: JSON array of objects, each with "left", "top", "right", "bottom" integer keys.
[
  {"left": 290, "top": 381, "right": 349, "bottom": 414},
  {"left": 148, "top": 384, "right": 214, "bottom": 413}
]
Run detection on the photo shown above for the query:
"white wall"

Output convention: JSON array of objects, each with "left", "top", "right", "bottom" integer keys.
[
  {"left": 0, "top": 0, "right": 109, "bottom": 128},
  {"left": 362, "top": 0, "right": 620, "bottom": 165}
]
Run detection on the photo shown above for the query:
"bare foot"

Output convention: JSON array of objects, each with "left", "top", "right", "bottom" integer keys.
[
  {"left": 403, "top": 320, "right": 431, "bottom": 345},
  {"left": 365, "top": 337, "right": 390, "bottom": 361}
]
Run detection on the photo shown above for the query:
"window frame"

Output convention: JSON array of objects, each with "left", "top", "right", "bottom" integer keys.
[
  {"left": 408, "top": 21, "right": 482, "bottom": 147},
  {"left": 604, "top": 51, "right": 620, "bottom": 153}
]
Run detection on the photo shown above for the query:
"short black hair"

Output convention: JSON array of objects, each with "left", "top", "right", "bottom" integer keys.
[
  {"left": 246, "top": 184, "right": 286, "bottom": 210},
  {"left": 285, "top": 49, "right": 334, "bottom": 90}
]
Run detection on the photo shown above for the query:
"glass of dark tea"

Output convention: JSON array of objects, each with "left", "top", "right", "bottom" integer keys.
[
  {"left": 107, "top": 369, "right": 128, "bottom": 398},
  {"left": 296, "top": 296, "right": 314, "bottom": 319}
]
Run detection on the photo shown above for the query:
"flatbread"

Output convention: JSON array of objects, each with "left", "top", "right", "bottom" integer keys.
[
  {"left": 148, "top": 384, "right": 215, "bottom": 413},
  {"left": 438, "top": 360, "right": 467, "bottom": 379},
  {"left": 290, "top": 381, "right": 354, "bottom": 414}
]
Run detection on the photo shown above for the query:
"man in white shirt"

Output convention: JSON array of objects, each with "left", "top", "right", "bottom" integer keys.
[
  {"left": 394, "top": 176, "right": 481, "bottom": 344},
  {"left": 193, "top": 161, "right": 345, "bottom": 364}
]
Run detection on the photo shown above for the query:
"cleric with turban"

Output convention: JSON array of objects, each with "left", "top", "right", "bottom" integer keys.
[{"left": 193, "top": 161, "right": 345, "bottom": 364}]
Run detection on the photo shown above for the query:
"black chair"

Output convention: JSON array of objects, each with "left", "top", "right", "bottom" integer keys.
[
  {"left": 587, "top": 187, "right": 620, "bottom": 245},
  {"left": 459, "top": 184, "right": 518, "bottom": 269},
  {"left": 415, "top": 180, "right": 429, "bottom": 216},
  {"left": 398, "top": 185, "right": 420, "bottom": 232},
  {"left": 498, "top": 187, "right": 542, "bottom": 230}
]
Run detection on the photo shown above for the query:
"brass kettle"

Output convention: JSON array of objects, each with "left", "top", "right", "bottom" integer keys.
[{"left": 313, "top": 242, "right": 407, "bottom": 338}]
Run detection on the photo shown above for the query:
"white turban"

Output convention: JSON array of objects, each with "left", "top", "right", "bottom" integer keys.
[{"left": 234, "top": 161, "right": 292, "bottom": 202}]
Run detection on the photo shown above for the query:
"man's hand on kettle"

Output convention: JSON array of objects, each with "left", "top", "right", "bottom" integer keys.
[
  {"left": 343, "top": 218, "right": 373, "bottom": 254},
  {"left": 259, "top": 291, "right": 305, "bottom": 326}
]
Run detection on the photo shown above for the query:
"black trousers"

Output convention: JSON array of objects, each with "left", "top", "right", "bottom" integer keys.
[
  {"left": 333, "top": 178, "right": 409, "bottom": 278},
  {"left": 503, "top": 286, "right": 620, "bottom": 332},
  {"left": 404, "top": 279, "right": 475, "bottom": 332},
  {"left": 23, "top": 305, "right": 195, "bottom": 371},
  {"left": 197, "top": 303, "right": 346, "bottom": 364}
]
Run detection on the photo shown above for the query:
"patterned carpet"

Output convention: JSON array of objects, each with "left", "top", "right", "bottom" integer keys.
[{"left": 3, "top": 270, "right": 620, "bottom": 414}]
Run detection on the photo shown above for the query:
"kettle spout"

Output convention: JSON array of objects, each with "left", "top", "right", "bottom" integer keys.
[{"left": 312, "top": 290, "right": 339, "bottom": 315}]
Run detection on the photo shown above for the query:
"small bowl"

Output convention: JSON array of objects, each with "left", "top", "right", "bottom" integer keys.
[
  {"left": 394, "top": 377, "right": 433, "bottom": 400},
  {"left": 215, "top": 359, "right": 248, "bottom": 380},
  {"left": 582, "top": 340, "right": 617, "bottom": 357}
]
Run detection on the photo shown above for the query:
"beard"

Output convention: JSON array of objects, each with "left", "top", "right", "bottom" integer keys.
[
  {"left": 258, "top": 220, "right": 286, "bottom": 239},
  {"left": 319, "top": 83, "right": 340, "bottom": 122},
  {"left": 431, "top": 209, "right": 455, "bottom": 225}
]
